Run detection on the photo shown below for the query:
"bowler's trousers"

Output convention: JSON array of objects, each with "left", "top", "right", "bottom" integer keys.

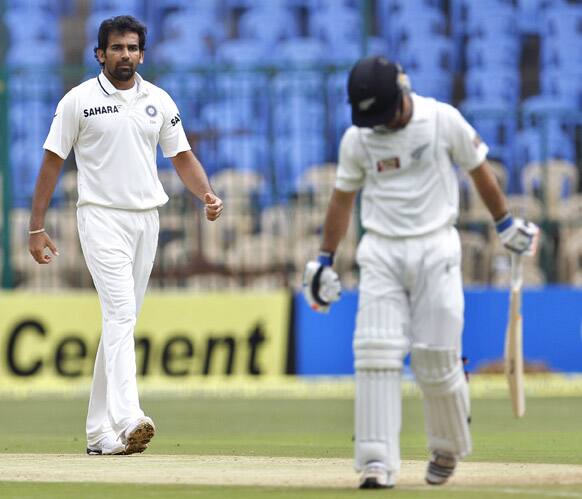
[{"left": 77, "top": 204, "right": 159, "bottom": 445}]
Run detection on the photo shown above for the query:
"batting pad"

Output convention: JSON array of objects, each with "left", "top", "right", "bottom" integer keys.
[
  {"left": 353, "top": 298, "right": 409, "bottom": 370},
  {"left": 354, "top": 369, "right": 402, "bottom": 472},
  {"left": 411, "top": 344, "right": 472, "bottom": 458}
]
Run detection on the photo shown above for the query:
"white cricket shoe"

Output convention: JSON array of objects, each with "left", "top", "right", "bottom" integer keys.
[
  {"left": 121, "top": 416, "right": 156, "bottom": 455},
  {"left": 425, "top": 451, "right": 457, "bottom": 485},
  {"left": 86, "top": 432, "right": 125, "bottom": 455},
  {"left": 359, "top": 461, "right": 395, "bottom": 489}
]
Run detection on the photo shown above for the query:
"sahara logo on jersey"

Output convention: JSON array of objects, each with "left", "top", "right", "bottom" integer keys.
[
  {"left": 377, "top": 157, "right": 400, "bottom": 172},
  {"left": 170, "top": 113, "right": 181, "bottom": 126},
  {"left": 83, "top": 105, "right": 121, "bottom": 117}
]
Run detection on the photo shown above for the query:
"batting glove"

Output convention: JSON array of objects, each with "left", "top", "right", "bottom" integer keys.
[
  {"left": 496, "top": 214, "right": 539, "bottom": 256},
  {"left": 302, "top": 252, "right": 341, "bottom": 313}
]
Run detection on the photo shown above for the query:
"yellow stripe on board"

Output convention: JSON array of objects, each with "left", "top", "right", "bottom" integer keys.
[{"left": 1, "top": 374, "right": 582, "bottom": 399}]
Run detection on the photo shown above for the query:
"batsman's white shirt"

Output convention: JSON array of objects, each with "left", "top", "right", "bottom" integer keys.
[
  {"left": 347, "top": 94, "right": 484, "bottom": 471},
  {"left": 336, "top": 93, "right": 488, "bottom": 237},
  {"left": 44, "top": 72, "right": 190, "bottom": 209}
]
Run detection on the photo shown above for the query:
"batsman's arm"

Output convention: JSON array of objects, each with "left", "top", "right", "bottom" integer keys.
[
  {"left": 470, "top": 160, "right": 539, "bottom": 255},
  {"left": 320, "top": 188, "right": 358, "bottom": 254},
  {"left": 170, "top": 150, "right": 223, "bottom": 221},
  {"left": 469, "top": 160, "right": 509, "bottom": 221},
  {"left": 29, "top": 150, "right": 65, "bottom": 264}
]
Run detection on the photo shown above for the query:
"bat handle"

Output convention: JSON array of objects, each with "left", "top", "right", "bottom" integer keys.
[{"left": 510, "top": 253, "right": 523, "bottom": 291}]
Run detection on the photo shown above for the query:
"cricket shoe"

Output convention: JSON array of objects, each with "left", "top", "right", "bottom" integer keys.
[
  {"left": 425, "top": 451, "right": 457, "bottom": 485},
  {"left": 121, "top": 416, "right": 156, "bottom": 455},
  {"left": 359, "top": 461, "right": 395, "bottom": 489},
  {"left": 86, "top": 432, "right": 125, "bottom": 455}
]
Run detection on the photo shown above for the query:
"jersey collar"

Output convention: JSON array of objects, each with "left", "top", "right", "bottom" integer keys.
[{"left": 97, "top": 72, "right": 149, "bottom": 96}]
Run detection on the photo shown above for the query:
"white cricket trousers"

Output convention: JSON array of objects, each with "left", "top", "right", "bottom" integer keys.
[{"left": 77, "top": 204, "right": 159, "bottom": 445}]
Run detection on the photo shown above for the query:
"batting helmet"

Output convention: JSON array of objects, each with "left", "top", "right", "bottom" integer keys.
[{"left": 348, "top": 56, "right": 411, "bottom": 128}]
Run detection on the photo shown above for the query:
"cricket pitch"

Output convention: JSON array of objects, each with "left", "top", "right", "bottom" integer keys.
[{"left": 1, "top": 454, "right": 582, "bottom": 488}]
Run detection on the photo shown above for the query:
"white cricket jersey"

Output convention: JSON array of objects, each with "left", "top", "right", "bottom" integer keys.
[
  {"left": 336, "top": 93, "right": 489, "bottom": 237},
  {"left": 44, "top": 72, "right": 191, "bottom": 210}
]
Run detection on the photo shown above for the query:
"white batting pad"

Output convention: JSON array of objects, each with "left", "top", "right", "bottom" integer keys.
[
  {"left": 410, "top": 344, "right": 472, "bottom": 458},
  {"left": 354, "top": 369, "right": 401, "bottom": 472},
  {"left": 353, "top": 298, "right": 409, "bottom": 370},
  {"left": 353, "top": 299, "right": 408, "bottom": 472}
]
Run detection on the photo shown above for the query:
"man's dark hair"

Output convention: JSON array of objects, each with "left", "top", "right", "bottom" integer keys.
[{"left": 93, "top": 15, "right": 147, "bottom": 65}]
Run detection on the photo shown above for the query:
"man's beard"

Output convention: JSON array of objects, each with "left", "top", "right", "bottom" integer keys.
[{"left": 110, "top": 64, "right": 135, "bottom": 81}]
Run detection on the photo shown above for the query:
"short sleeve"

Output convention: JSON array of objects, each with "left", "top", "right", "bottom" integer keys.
[
  {"left": 335, "top": 128, "right": 366, "bottom": 192},
  {"left": 438, "top": 103, "right": 489, "bottom": 171},
  {"left": 158, "top": 90, "right": 191, "bottom": 158},
  {"left": 43, "top": 91, "right": 79, "bottom": 159}
]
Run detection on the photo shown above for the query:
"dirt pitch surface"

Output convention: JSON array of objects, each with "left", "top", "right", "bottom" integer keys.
[{"left": 1, "top": 454, "right": 582, "bottom": 488}]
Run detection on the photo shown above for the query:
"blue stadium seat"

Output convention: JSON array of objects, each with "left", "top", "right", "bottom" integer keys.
[
  {"left": 514, "top": 126, "right": 575, "bottom": 169},
  {"left": 92, "top": 0, "right": 142, "bottom": 15},
  {"left": 465, "top": 3, "right": 517, "bottom": 38},
  {"left": 158, "top": 0, "right": 220, "bottom": 11},
  {"left": 198, "top": 100, "right": 262, "bottom": 176},
  {"left": 8, "top": 71, "right": 62, "bottom": 101},
  {"left": 85, "top": 11, "right": 115, "bottom": 41},
  {"left": 273, "top": 133, "right": 327, "bottom": 195},
  {"left": 160, "top": 9, "right": 225, "bottom": 42},
  {"left": 517, "top": 0, "right": 551, "bottom": 34},
  {"left": 155, "top": 72, "right": 209, "bottom": 128},
  {"left": 213, "top": 72, "right": 270, "bottom": 134},
  {"left": 7, "top": 0, "right": 60, "bottom": 14},
  {"left": 216, "top": 134, "right": 269, "bottom": 172},
  {"left": 465, "top": 69, "right": 520, "bottom": 105},
  {"left": 271, "top": 72, "right": 325, "bottom": 132},
  {"left": 461, "top": 98, "right": 517, "bottom": 171},
  {"left": 542, "top": 4, "right": 582, "bottom": 38},
  {"left": 465, "top": 37, "right": 520, "bottom": 70},
  {"left": 541, "top": 36, "right": 582, "bottom": 73},
  {"left": 272, "top": 94, "right": 325, "bottom": 134},
  {"left": 366, "top": 37, "right": 389, "bottom": 58},
  {"left": 307, "top": 0, "right": 359, "bottom": 8},
  {"left": 538, "top": 70, "right": 582, "bottom": 105},
  {"left": 389, "top": 11, "right": 447, "bottom": 52},
  {"left": 308, "top": 7, "right": 361, "bottom": 45},
  {"left": 6, "top": 42, "right": 62, "bottom": 68},
  {"left": 238, "top": 6, "right": 299, "bottom": 43},
  {"left": 10, "top": 137, "right": 46, "bottom": 207},
  {"left": 9, "top": 101, "right": 54, "bottom": 144},
  {"left": 83, "top": 45, "right": 99, "bottom": 67},
  {"left": 522, "top": 69, "right": 582, "bottom": 130},
  {"left": 397, "top": 36, "right": 454, "bottom": 74},
  {"left": 4, "top": 9, "right": 60, "bottom": 43},
  {"left": 150, "top": 39, "right": 213, "bottom": 68},
  {"left": 200, "top": 100, "right": 255, "bottom": 135},
  {"left": 225, "top": 0, "right": 292, "bottom": 9},
  {"left": 275, "top": 37, "right": 327, "bottom": 67},
  {"left": 325, "top": 71, "right": 352, "bottom": 150},
  {"left": 215, "top": 39, "right": 271, "bottom": 67},
  {"left": 407, "top": 70, "right": 453, "bottom": 103}
]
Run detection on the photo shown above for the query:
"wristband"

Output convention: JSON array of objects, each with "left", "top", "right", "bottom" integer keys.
[
  {"left": 495, "top": 213, "right": 513, "bottom": 233},
  {"left": 317, "top": 251, "right": 334, "bottom": 266},
  {"left": 28, "top": 228, "right": 46, "bottom": 235}
]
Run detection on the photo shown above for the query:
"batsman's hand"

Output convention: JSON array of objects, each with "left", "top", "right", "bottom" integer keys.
[
  {"left": 496, "top": 214, "right": 539, "bottom": 256},
  {"left": 302, "top": 253, "right": 341, "bottom": 313},
  {"left": 29, "top": 231, "right": 59, "bottom": 264},
  {"left": 204, "top": 192, "right": 223, "bottom": 221}
]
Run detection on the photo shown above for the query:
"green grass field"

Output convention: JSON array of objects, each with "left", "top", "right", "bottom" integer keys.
[{"left": 1, "top": 393, "right": 582, "bottom": 498}]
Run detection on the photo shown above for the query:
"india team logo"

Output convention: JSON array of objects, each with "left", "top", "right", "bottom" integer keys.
[{"left": 145, "top": 104, "right": 157, "bottom": 117}]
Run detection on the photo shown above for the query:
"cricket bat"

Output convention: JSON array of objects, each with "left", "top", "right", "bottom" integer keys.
[{"left": 504, "top": 253, "right": 525, "bottom": 418}]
